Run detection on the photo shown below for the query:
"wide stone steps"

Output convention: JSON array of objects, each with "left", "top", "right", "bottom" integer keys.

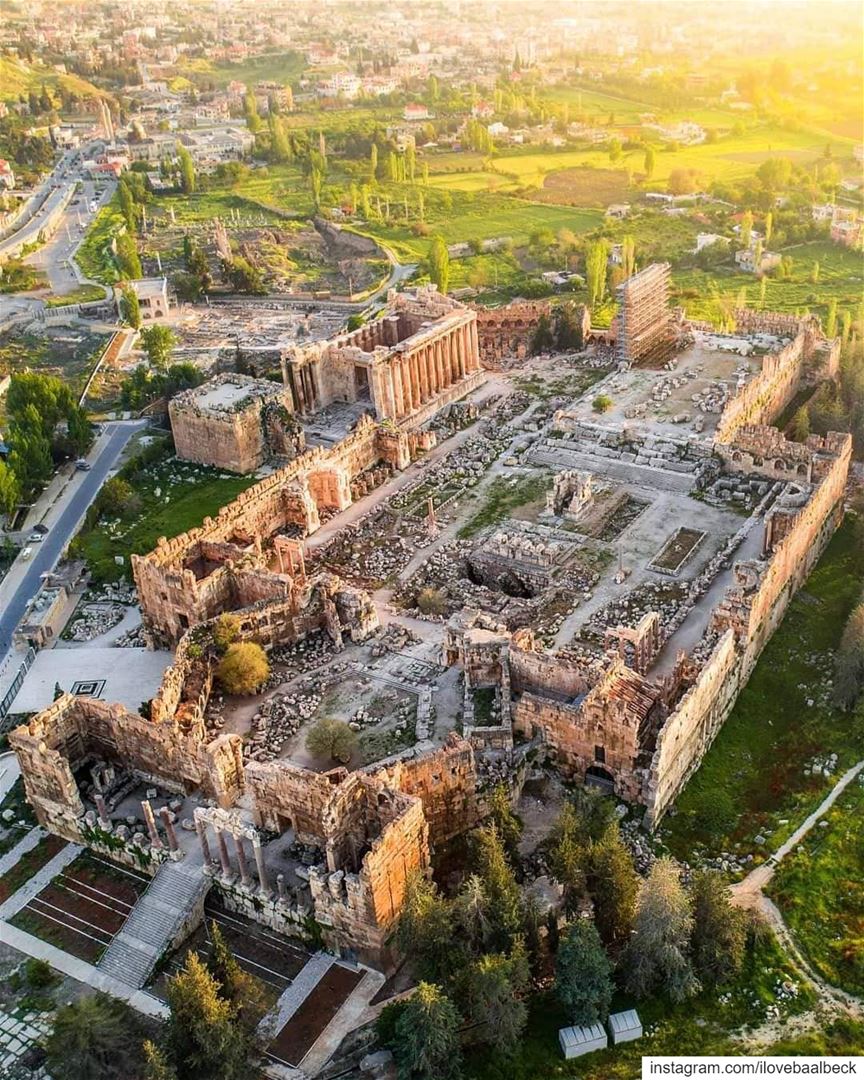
[{"left": 97, "top": 860, "right": 208, "bottom": 989}]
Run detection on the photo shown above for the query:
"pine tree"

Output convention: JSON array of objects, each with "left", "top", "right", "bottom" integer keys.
[
  {"left": 587, "top": 825, "right": 638, "bottom": 954},
  {"left": 44, "top": 994, "right": 145, "bottom": 1080},
  {"left": 207, "top": 921, "right": 268, "bottom": 1029},
  {"left": 143, "top": 1041, "right": 177, "bottom": 1080},
  {"left": 473, "top": 825, "right": 522, "bottom": 951},
  {"left": 555, "top": 918, "right": 613, "bottom": 1024},
  {"left": 393, "top": 983, "right": 462, "bottom": 1080},
  {"left": 458, "top": 941, "right": 530, "bottom": 1055},
  {"left": 397, "top": 873, "right": 462, "bottom": 982},
  {"left": 585, "top": 239, "right": 609, "bottom": 309},
  {"left": 644, "top": 145, "right": 655, "bottom": 180},
  {"left": 790, "top": 405, "right": 810, "bottom": 442},
  {"left": 120, "top": 285, "right": 141, "bottom": 329},
  {"left": 825, "top": 298, "right": 838, "bottom": 338},
  {"left": 625, "top": 857, "right": 699, "bottom": 1002},
  {"left": 164, "top": 952, "right": 256, "bottom": 1080},
  {"left": 487, "top": 784, "right": 522, "bottom": 865},
  {"left": 690, "top": 871, "right": 746, "bottom": 987}
]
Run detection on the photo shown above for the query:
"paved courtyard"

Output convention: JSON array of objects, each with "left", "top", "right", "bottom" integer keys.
[{"left": 11, "top": 647, "right": 173, "bottom": 713}]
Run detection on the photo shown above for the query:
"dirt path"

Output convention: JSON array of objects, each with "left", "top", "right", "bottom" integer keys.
[{"left": 730, "top": 759, "right": 864, "bottom": 1024}]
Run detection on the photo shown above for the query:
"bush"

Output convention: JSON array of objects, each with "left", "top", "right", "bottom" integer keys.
[
  {"left": 416, "top": 587, "right": 447, "bottom": 615},
  {"left": 24, "top": 957, "right": 56, "bottom": 989},
  {"left": 306, "top": 717, "right": 357, "bottom": 763},
  {"left": 592, "top": 394, "right": 613, "bottom": 413},
  {"left": 216, "top": 642, "right": 269, "bottom": 695},
  {"left": 212, "top": 613, "right": 240, "bottom": 653}
]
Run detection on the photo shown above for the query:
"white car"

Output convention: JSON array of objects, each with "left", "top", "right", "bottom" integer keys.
[{"left": 21, "top": 546, "right": 32, "bottom": 561}]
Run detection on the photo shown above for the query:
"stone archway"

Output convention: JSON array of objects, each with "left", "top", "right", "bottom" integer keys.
[
  {"left": 306, "top": 468, "right": 352, "bottom": 514},
  {"left": 585, "top": 765, "right": 615, "bottom": 794}
]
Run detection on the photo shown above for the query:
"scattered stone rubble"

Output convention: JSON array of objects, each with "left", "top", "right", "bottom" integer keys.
[{"left": 66, "top": 602, "right": 125, "bottom": 642}]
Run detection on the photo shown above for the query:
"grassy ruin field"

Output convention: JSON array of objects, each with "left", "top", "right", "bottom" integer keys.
[
  {"left": 660, "top": 519, "right": 864, "bottom": 862},
  {"left": 768, "top": 775, "right": 864, "bottom": 996}
]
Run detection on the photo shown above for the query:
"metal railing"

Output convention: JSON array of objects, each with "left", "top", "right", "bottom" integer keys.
[{"left": 0, "top": 647, "right": 37, "bottom": 729}]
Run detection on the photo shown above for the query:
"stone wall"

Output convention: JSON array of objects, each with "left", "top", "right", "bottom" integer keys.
[
  {"left": 714, "top": 320, "right": 838, "bottom": 445},
  {"left": 472, "top": 300, "right": 557, "bottom": 369}
]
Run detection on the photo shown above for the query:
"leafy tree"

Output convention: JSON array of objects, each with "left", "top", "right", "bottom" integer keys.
[
  {"left": 216, "top": 642, "right": 269, "bottom": 695},
  {"left": 140, "top": 324, "right": 177, "bottom": 369},
  {"left": 473, "top": 825, "right": 523, "bottom": 951},
  {"left": 825, "top": 298, "right": 838, "bottom": 339},
  {"left": 44, "top": 993, "right": 146, "bottom": 1080},
  {"left": 621, "top": 235, "right": 636, "bottom": 279},
  {"left": 164, "top": 952, "right": 256, "bottom": 1080},
  {"left": 607, "top": 137, "right": 622, "bottom": 164},
  {"left": 625, "top": 857, "right": 699, "bottom": 1002},
  {"left": 487, "top": 783, "right": 522, "bottom": 865},
  {"left": 120, "top": 285, "right": 142, "bottom": 328},
  {"left": 530, "top": 312, "right": 555, "bottom": 354},
  {"left": 397, "top": 873, "right": 461, "bottom": 983},
  {"left": 643, "top": 145, "right": 655, "bottom": 180},
  {"left": 428, "top": 235, "right": 450, "bottom": 294},
  {"left": 243, "top": 92, "right": 261, "bottom": 134},
  {"left": 587, "top": 825, "right": 638, "bottom": 953},
  {"left": 212, "top": 613, "right": 240, "bottom": 652},
  {"left": 223, "top": 256, "right": 266, "bottom": 295},
  {"left": 0, "top": 458, "right": 21, "bottom": 518},
  {"left": 116, "top": 232, "right": 143, "bottom": 280},
  {"left": 118, "top": 179, "right": 137, "bottom": 231},
  {"left": 740, "top": 210, "right": 753, "bottom": 252},
  {"left": 585, "top": 239, "right": 608, "bottom": 309},
  {"left": 756, "top": 157, "right": 792, "bottom": 191},
  {"left": 458, "top": 941, "right": 530, "bottom": 1055},
  {"left": 690, "top": 871, "right": 746, "bottom": 987},
  {"left": 177, "top": 145, "right": 196, "bottom": 194},
  {"left": 764, "top": 211, "right": 773, "bottom": 247},
  {"left": 305, "top": 716, "right": 357, "bottom": 763},
  {"left": 393, "top": 982, "right": 462, "bottom": 1080},
  {"left": 667, "top": 167, "right": 701, "bottom": 196},
  {"left": 268, "top": 114, "right": 291, "bottom": 163},
  {"left": 555, "top": 918, "right": 613, "bottom": 1024}
]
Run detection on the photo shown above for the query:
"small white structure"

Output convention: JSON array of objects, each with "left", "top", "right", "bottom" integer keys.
[
  {"left": 608, "top": 1009, "right": 643, "bottom": 1045},
  {"left": 559, "top": 1023, "right": 608, "bottom": 1060}
]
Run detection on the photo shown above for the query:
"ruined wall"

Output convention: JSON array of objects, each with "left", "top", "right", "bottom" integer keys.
[
  {"left": 170, "top": 404, "right": 267, "bottom": 474},
  {"left": 472, "top": 300, "right": 553, "bottom": 369},
  {"left": 374, "top": 735, "right": 480, "bottom": 850},
  {"left": 509, "top": 642, "right": 593, "bottom": 699},
  {"left": 643, "top": 630, "right": 740, "bottom": 827},
  {"left": 714, "top": 322, "right": 837, "bottom": 445},
  {"left": 246, "top": 759, "right": 345, "bottom": 844},
  {"left": 9, "top": 695, "right": 245, "bottom": 841}
]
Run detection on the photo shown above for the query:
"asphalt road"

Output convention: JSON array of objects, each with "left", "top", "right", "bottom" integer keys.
[{"left": 0, "top": 422, "right": 143, "bottom": 657}]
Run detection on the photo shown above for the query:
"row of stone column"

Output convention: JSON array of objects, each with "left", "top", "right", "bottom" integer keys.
[
  {"left": 377, "top": 318, "right": 481, "bottom": 422},
  {"left": 196, "top": 817, "right": 279, "bottom": 899}
]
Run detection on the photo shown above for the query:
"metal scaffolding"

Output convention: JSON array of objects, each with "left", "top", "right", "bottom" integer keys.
[{"left": 615, "top": 263, "right": 675, "bottom": 367}]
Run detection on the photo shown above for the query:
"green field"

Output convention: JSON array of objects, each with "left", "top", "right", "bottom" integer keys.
[
  {"left": 672, "top": 241, "right": 864, "bottom": 325},
  {"left": 175, "top": 50, "right": 306, "bottom": 89},
  {"left": 769, "top": 776, "right": 864, "bottom": 996},
  {"left": 661, "top": 520, "right": 864, "bottom": 862},
  {"left": 75, "top": 198, "right": 126, "bottom": 284},
  {"left": 0, "top": 56, "right": 106, "bottom": 103}
]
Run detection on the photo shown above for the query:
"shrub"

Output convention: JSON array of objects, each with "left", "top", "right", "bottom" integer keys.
[
  {"left": 216, "top": 642, "right": 269, "bottom": 695},
  {"left": 306, "top": 717, "right": 357, "bottom": 763},
  {"left": 592, "top": 394, "right": 613, "bottom": 413}
]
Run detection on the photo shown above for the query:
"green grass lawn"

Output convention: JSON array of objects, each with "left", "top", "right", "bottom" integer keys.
[
  {"left": 458, "top": 472, "right": 552, "bottom": 539},
  {"left": 44, "top": 283, "right": 106, "bottom": 307},
  {"left": 74, "top": 457, "right": 257, "bottom": 582},
  {"left": 175, "top": 50, "right": 306, "bottom": 88},
  {"left": 465, "top": 932, "right": 817, "bottom": 1079},
  {"left": 769, "top": 773, "right": 864, "bottom": 996},
  {"left": 660, "top": 519, "right": 864, "bottom": 862},
  {"left": 75, "top": 197, "right": 126, "bottom": 284}
]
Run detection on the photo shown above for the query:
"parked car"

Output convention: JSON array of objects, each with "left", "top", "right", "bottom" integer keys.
[
  {"left": 27, "top": 532, "right": 45, "bottom": 543},
  {"left": 75, "top": 459, "right": 91, "bottom": 471},
  {"left": 21, "top": 547, "right": 32, "bottom": 561}
]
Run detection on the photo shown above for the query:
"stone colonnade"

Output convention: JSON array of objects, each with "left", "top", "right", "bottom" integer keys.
[
  {"left": 371, "top": 315, "right": 481, "bottom": 423},
  {"left": 194, "top": 807, "right": 272, "bottom": 898}
]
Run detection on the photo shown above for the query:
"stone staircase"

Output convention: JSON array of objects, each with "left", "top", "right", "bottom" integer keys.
[{"left": 98, "top": 860, "right": 208, "bottom": 989}]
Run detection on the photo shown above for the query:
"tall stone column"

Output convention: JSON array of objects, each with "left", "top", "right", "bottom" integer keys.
[
  {"left": 196, "top": 818, "right": 213, "bottom": 865},
  {"left": 448, "top": 332, "right": 459, "bottom": 383},
  {"left": 141, "top": 800, "right": 162, "bottom": 849},
  {"left": 409, "top": 353, "right": 421, "bottom": 410},
  {"left": 426, "top": 346, "right": 438, "bottom": 395},
  {"left": 470, "top": 319, "right": 480, "bottom": 370},
  {"left": 416, "top": 349, "right": 428, "bottom": 401},
  {"left": 95, "top": 794, "right": 111, "bottom": 830},
  {"left": 392, "top": 360, "right": 405, "bottom": 418},
  {"left": 216, "top": 828, "right": 232, "bottom": 878},
  {"left": 234, "top": 835, "right": 252, "bottom": 887},
  {"left": 436, "top": 338, "right": 448, "bottom": 388},
  {"left": 252, "top": 837, "right": 270, "bottom": 897},
  {"left": 159, "top": 807, "right": 179, "bottom": 852}
]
